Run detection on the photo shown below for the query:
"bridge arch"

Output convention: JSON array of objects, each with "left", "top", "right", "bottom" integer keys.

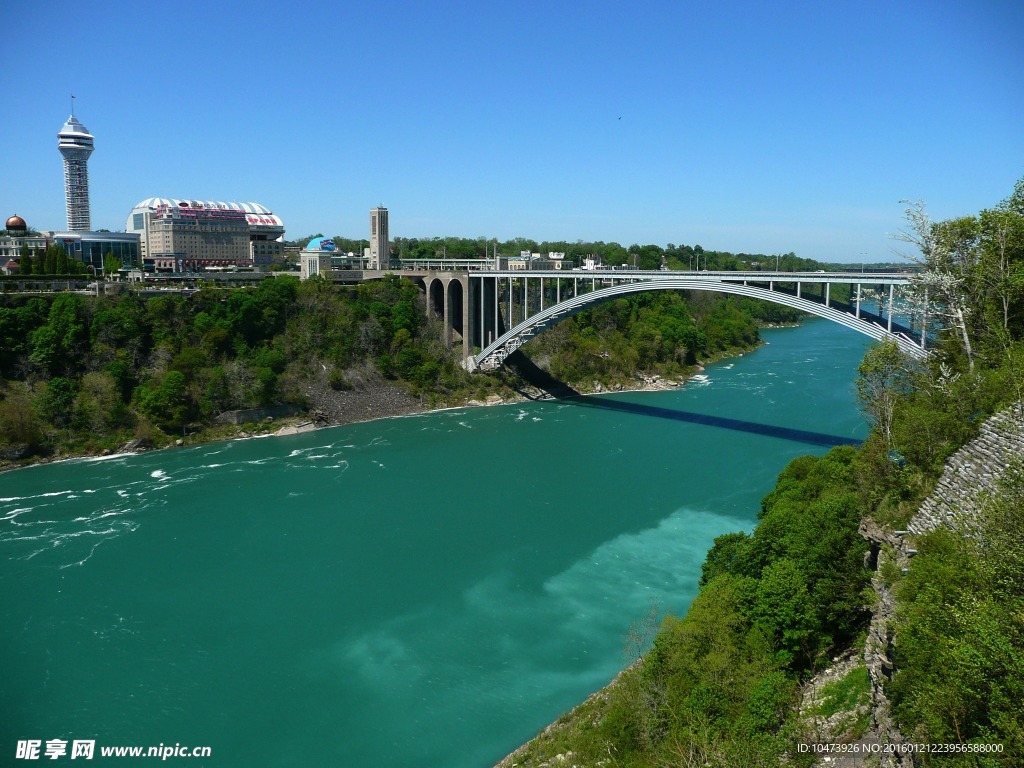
[
  {"left": 468, "top": 278, "right": 926, "bottom": 371},
  {"left": 426, "top": 277, "right": 445, "bottom": 320},
  {"left": 421, "top": 274, "right": 469, "bottom": 348}
]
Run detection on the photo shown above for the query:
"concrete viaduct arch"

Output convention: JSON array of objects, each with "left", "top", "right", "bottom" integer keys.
[{"left": 423, "top": 273, "right": 472, "bottom": 349}]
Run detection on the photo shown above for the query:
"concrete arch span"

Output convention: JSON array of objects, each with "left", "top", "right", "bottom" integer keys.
[{"left": 469, "top": 278, "right": 927, "bottom": 371}]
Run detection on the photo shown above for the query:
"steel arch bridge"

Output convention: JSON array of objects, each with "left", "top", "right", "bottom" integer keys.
[{"left": 459, "top": 271, "right": 926, "bottom": 372}]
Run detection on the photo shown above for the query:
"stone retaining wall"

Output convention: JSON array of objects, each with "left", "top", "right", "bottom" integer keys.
[{"left": 909, "top": 403, "right": 1024, "bottom": 534}]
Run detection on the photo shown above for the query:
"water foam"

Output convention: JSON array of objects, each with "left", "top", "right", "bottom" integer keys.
[{"left": 333, "top": 505, "right": 743, "bottom": 716}]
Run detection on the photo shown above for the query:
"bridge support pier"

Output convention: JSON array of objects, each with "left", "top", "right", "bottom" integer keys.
[
  {"left": 424, "top": 273, "right": 469, "bottom": 350},
  {"left": 887, "top": 284, "right": 895, "bottom": 332}
]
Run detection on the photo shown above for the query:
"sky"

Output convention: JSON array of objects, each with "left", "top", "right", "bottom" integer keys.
[{"left": 2, "top": 0, "right": 1022, "bottom": 262}]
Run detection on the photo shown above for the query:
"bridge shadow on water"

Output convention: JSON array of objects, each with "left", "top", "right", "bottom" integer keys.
[
  {"left": 561, "top": 395, "right": 860, "bottom": 448},
  {"left": 502, "top": 350, "right": 858, "bottom": 448}
]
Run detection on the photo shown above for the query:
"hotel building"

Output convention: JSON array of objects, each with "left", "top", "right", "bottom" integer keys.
[{"left": 126, "top": 198, "right": 286, "bottom": 271}]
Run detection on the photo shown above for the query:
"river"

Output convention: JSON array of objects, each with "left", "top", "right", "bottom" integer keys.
[{"left": 1, "top": 319, "right": 870, "bottom": 767}]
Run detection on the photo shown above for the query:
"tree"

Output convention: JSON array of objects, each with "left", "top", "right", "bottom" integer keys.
[
  {"left": 36, "top": 376, "right": 79, "bottom": 427},
  {"left": 894, "top": 201, "right": 980, "bottom": 371},
  {"left": 103, "top": 251, "right": 121, "bottom": 276},
  {"left": 29, "top": 295, "right": 89, "bottom": 374},
  {"left": 856, "top": 339, "right": 912, "bottom": 448},
  {"left": 979, "top": 201, "right": 1024, "bottom": 336},
  {"left": 55, "top": 245, "right": 70, "bottom": 275},
  {"left": 0, "top": 383, "right": 43, "bottom": 451},
  {"left": 750, "top": 559, "right": 817, "bottom": 666},
  {"left": 18, "top": 244, "right": 31, "bottom": 276},
  {"left": 43, "top": 244, "right": 58, "bottom": 275},
  {"left": 136, "top": 370, "right": 190, "bottom": 432}
]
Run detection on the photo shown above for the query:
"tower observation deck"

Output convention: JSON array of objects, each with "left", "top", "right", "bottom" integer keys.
[{"left": 58, "top": 115, "right": 95, "bottom": 231}]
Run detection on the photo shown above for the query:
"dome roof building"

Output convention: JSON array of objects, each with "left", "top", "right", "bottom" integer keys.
[
  {"left": 5, "top": 215, "right": 27, "bottom": 233},
  {"left": 304, "top": 237, "right": 336, "bottom": 252}
]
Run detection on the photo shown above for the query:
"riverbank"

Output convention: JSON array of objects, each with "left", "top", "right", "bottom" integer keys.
[{"left": 0, "top": 356, "right": 719, "bottom": 474}]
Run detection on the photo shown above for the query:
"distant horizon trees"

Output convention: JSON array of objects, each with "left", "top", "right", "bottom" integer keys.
[{"left": 288, "top": 232, "right": 883, "bottom": 273}]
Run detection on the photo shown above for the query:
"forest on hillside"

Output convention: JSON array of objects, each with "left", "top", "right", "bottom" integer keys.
[
  {"left": 502, "top": 180, "right": 1024, "bottom": 767},
  {"left": 0, "top": 265, "right": 796, "bottom": 464}
]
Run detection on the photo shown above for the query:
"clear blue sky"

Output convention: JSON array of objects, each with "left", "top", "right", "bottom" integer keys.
[{"left": 3, "top": 0, "right": 1022, "bottom": 262}]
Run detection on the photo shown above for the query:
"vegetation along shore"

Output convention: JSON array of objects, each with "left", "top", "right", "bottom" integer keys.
[
  {"left": 0, "top": 243, "right": 820, "bottom": 471},
  {"left": 493, "top": 179, "right": 1024, "bottom": 767}
]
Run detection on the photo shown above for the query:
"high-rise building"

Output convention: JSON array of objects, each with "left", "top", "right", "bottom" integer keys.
[
  {"left": 369, "top": 207, "right": 389, "bottom": 270},
  {"left": 57, "top": 114, "right": 94, "bottom": 231}
]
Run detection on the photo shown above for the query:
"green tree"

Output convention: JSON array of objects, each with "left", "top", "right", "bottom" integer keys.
[
  {"left": 0, "top": 384, "right": 44, "bottom": 451},
  {"left": 29, "top": 295, "right": 89, "bottom": 374},
  {"left": 103, "top": 251, "right": 121, "bottom": 276},
  {"left": 36, "top": 376, "right": 79, "bottom": 427},
  {"left": 896, "top": 202, "right": 981, "bottom": 371},
  {"left": 73, "top": 371, "right": 130, "bottom": 433},
  {"left": 979, "top": 200, "right": 1024, "bottom": 337},
  {"left": 750, "top": 558, "right": 817, "bottom": 665},
  {"left": 136, "top": 371, "right": 190, "bottom": 433},
  {"left": 18, "top": 244, "right": 31, "bottom": 276},
  {"left": 856, "top": 339, "right": 912, "bottom": 448}
]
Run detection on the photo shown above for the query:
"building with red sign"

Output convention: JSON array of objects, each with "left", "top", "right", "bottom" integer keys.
[{"left": 126, "top": 198, "right": 286, "bottom": 271}]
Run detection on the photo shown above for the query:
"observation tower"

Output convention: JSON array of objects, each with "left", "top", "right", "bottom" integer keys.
[{"left": 57, "top": 114, "right": 95, "bottom": 231}]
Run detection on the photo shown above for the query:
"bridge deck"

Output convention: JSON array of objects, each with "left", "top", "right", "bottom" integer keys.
[{"left": 472, "top": 269, "right": 913, "bottom": 285}]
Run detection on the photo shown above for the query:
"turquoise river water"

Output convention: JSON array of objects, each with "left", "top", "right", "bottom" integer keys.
[{"left": 1, "top": 319, "right": 871, "bottom": 767}]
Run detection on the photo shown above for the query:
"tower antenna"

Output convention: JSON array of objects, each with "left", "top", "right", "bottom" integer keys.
[{"left": 71, "top": 93, "right": 75, "bottom": 115}]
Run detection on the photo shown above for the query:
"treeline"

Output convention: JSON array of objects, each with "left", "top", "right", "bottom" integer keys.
[
  {"left": 507, "top": 179, "right": 1024, "bottom": 766},
  {"left": 289, "top": 232, "right": 837, "bottom": 273},
  {"left": 0, "top": 272, "right": 788, "bottom": 462},
  {"left": 0, "top": 276, "right": 474, "bottom": 458},
  {"left": 12, "top": 243, "right": 88, "bottom": 277}
]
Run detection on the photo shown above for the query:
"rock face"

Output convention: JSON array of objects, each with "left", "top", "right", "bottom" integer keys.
[
  {"left": 302, "top": 364, "right": 423, "bottom": 427},
  {"left": 860, "top": 401, "right": 1024, "bottom": 768},
  {"left": 860, "top": 517, "right": 912, "bottom": 768},
  {"left": 799, "top": 651, "right": 872, "bottom": 755}
]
